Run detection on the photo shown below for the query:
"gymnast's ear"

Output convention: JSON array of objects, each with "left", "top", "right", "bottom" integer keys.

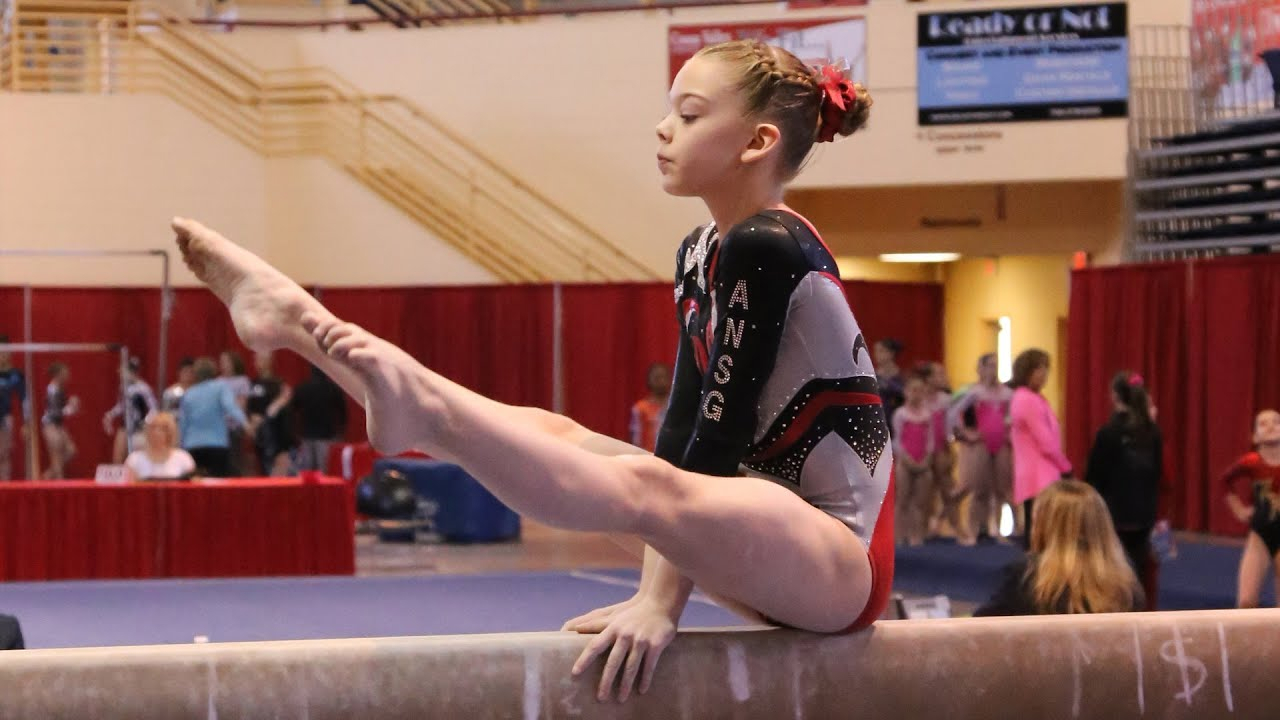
[{"left": 740, "top": 122, "right": 782, "bottom": 167}]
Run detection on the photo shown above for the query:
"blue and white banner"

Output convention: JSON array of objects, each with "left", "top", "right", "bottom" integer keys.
[{"left": 917, "top": 2, "right": 1128, "bottom": 126}]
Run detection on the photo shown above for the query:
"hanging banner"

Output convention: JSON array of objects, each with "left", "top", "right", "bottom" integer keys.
[
  {"left": 916, "top": 2, "right": 1129, "bottom": 125},
  {"left": 1191, "top": 0, "right": 1280, "bottom": 113},
  {"left": 668, "top": 17, "right": 868, "bottom": 87}
]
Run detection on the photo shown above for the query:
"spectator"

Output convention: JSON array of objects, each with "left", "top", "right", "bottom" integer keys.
[
  {"left": 629, "top": 362, "right": 671, "bottom": 453},
  {"left": 892, "top": 369, "right": 935, "bottom": 546},
  {"left": 950, "top": 353, "right": 1014, "bottom": 543},
  {"left": 41, "top": 362, "right": 79, "bottom": 479},
  {"left": 102, "top": 356, "right": 158, "bottom": 464},
  {"left": 974, "top": 480, "right": 1144, "bottom": 616},
  {"left": 1085, "top": 371, "right": 1164, "bottom": 610},
  {"left": 247, "top": 351, "right": 295, "bottom": 476},
  {"left": 873, "top": 338, "right": 905, "bottom": 422},
  {"left": 161, "top": 357, "right": 196, "bottom": 412},
  {"left": 924, "top": 361, "right": 964, "bottom": 540},
  {"left": 1010, "top": 348, "right": 1072, "bottom": 548},
  {"left": 179, "top": 357, "right": 247, "bottom": 478},
  {"left": 207, "top": 0, "right": 239, "bottom": 32},
  {"left": 219, "top": 350, "right": 251, "bottom": 475},
  {"left": 0, "top": 336, "right": 31, "bottom": 481},
  {"left": 124, "top": 412, "right": 196, "bottom": 481},
  {"left": 290, "top": 365, "right": 348, "bottom": 472}
]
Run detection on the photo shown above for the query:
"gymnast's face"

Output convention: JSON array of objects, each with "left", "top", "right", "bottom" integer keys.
[
  {"left": 145, "top": 421, "right": 176, "bottom": 452},
  {"left": 656, "top": 56, "right": 760, "bottom": 197},
  {"left": 1254, "top": 410, "right": 1280, "bottom": 446},
  {"left": 646, "top": 364, "right": 671, "bottom": 395},
  {"left": 904, "top": 378, "right": 928, "bottom": 407},
  {"left": 977, "top": 356, "right": 997, "bottom": 385}
]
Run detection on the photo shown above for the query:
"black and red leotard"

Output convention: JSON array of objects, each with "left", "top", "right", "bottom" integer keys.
[{"left": 654, "top": 209, "right": 895, "bottom": 630}]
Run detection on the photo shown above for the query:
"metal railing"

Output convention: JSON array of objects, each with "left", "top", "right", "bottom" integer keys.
[{"left": 1127, "top": 19, "right": 1279, "bottom": 262}]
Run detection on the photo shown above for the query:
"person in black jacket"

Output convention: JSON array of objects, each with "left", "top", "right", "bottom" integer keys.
[
  {"left": 289, "top": 364, "right": 348, "bottom": 472},
  {"left": 1084, "top": 371, "right": 1163, "bottom": 608},
  {"left": 975, "top": 480, "right": 1144, "bottom": 616}
]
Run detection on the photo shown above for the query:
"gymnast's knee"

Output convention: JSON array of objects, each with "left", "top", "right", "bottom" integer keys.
[
  {"left": 521, "top": 406, "right": 589, "bottom": 441},
  {"left": 610, "top": 454, "right": 687, "bottom": 533}
]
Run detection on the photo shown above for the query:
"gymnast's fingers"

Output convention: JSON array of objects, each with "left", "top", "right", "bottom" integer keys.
[
  {"left": 597, "top": 635, "right": 632, "bottom": 702},
  {"left": 571, "top": 629, "right": 615, "bottom": 676},
  {"left": 616, "top": 640, "right": 648, "bottom": 703},
  {"left": 639, "top": 639, "right": 669, "bottom": 695}
]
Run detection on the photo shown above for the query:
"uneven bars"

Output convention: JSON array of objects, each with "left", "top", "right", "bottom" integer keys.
[
  {"left": 3, "top": 343, "right": 134, "bottom": 478},
  {"left": 0, "top": 343, "right": 123, "bottom": 354},
  {"left": 0, "top": 248, "right": 173, "bottom": 393},
  {"left": 0, "top": 250, "right": 167, "bottom": 259}
]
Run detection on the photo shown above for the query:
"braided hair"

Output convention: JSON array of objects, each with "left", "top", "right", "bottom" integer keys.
[{"left": 694, "top": 40, "right": 872, "bottom": 176}]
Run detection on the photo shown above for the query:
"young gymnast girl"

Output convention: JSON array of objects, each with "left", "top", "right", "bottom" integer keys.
[
  {"left": 1221, "top": 409, "right": 1280, "bottom": 608},
  {"left": 172, "top": 39, "right": 892, "bottom": 703}
]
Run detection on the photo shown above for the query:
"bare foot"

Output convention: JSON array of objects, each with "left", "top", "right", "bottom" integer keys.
[
  {"left": 303, "top": 315, "right": 443, "bottom": 455},
  {"left": 172, "top": 217, "right": 331, "bottom": 353}
]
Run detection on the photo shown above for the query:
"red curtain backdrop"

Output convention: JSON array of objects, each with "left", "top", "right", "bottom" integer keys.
[
  {"left": 561, "top": 284, "right": 682, "bottom": 441},
  {"left": 1067, "top": 255, "right": 1280, "bottom": 534},
  {"left": 0, "top": 280, "right": 943, "bottom": 478},
  {"left": 559, "top": 280, "right": 946, "bottom": 440},
  {"left": 0, "top": 479, "right": 353, "bottom": 580},
  {"left": 320, "top": 286, "right": 557, "bottom": 446},
  {"left": 843, "top": 280, "right": 946, "bottom": 372}
]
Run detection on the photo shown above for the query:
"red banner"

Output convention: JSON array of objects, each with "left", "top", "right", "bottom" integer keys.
[
  {"left": 668, "top": 16, "right": 868, "bottom": 86},
  {"left": 1191, "top": 0, "right": 1280, "bottom": 111},
  {"left": 786, "top": 0, "right": 867, "bottom": 10}
]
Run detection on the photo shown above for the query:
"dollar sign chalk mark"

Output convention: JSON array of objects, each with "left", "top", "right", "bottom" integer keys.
[{"left": 1159, "top": 625, "right": 1206, "bottom": 706}]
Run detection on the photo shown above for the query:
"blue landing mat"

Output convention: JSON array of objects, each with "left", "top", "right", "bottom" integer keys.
[{"left": 892, "top": 537, "right": 1275, "bottom": 611}]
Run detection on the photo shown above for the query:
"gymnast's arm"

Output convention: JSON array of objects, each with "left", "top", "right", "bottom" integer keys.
[
  {"left": 1222, "top": 455, "right": 1256, "bottom": 523},
  {"left": 646, "top": 223, "right": 803, "bottom": 618},
  {"left": 946, "top": 387, "right": 979, "bottom": 441},
  {"left": 629, "top": 329, "right": 706, "bottom": 614}
]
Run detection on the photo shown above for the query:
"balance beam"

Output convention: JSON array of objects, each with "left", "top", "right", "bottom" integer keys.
[{"left": 1, "top": 609, "right": 1276, "bottom": 719}]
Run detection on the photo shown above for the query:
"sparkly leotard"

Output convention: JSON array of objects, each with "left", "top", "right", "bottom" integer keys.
[{"left": 655, "top": 209, "right": 895, "bottom": 630}]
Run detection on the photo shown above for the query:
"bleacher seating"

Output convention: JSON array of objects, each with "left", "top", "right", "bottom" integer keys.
[{"left": 1133, "top": 111, "right": 1280, "bottom": 256}]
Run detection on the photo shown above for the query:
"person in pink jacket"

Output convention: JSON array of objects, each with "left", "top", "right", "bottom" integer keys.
[{"left": 1009, "top": 348, "right": 1073, "bottom": 547}]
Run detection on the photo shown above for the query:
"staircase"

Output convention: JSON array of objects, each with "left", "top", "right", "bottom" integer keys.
[
  {"left": 0, "top": 0, "right": 655, "bottom": 282},
  {"left": 353, "top": 0, "right": 520, "bottom": 29}
]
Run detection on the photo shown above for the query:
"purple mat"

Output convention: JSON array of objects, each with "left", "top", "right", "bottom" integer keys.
[{"left": 0, "top": 571, "right": 747, "bottom": 649}]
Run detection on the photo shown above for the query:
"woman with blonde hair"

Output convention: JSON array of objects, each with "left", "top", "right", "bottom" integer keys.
[
  {"left": 124, "top": 412, "right": 196, "bottom": 481},
  {"left": 975, "top": 480, "right": 1144, "bottom": 615}
]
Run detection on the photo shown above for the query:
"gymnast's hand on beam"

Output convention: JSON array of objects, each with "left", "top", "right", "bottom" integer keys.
[
  {"left": 560, "top": 597, "right": 638, "bottom": 634},
  {"left": 568, "top": 597, "right": 677, "bottom": 703}
]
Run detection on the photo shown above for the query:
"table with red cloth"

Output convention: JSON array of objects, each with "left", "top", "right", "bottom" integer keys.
[{"left": 0, "top": 478, "right": 355, "bottom": 581}]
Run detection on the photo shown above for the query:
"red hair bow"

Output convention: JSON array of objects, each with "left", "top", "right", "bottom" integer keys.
[
  {"left": 1128, "top": 373, "right": 1144, "bottom": 387},
  {"left": 816, "top": 64, "right": 857, "bottom": 143}
]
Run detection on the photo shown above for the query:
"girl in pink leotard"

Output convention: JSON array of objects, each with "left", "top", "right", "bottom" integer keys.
[
  {"left": 950, "top": 353, "right": 1014, "bottom": 543},
  {"left": 894, "top": 371, "right": 936, "bottom": 546}
]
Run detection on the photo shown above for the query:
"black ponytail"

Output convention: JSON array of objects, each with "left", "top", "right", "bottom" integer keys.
[{"left": 1111, "top": 370, "right": 1154, "bottom": 440}]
